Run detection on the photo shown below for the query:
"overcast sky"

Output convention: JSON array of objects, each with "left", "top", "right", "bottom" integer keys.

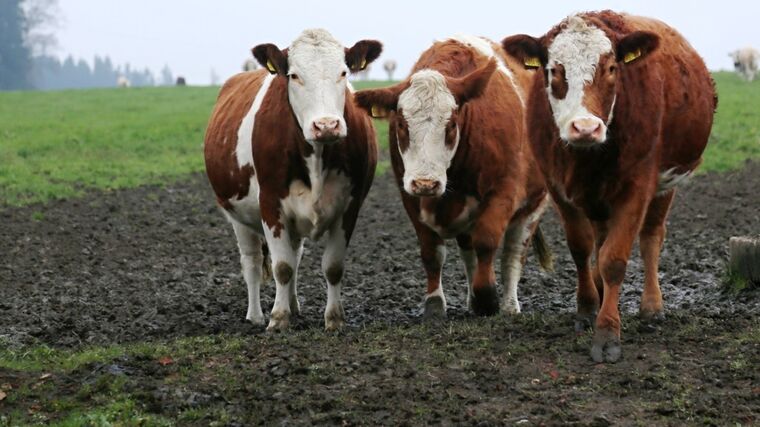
[{"left": 55, "top": 0, "right": 758, "bottom": 85}]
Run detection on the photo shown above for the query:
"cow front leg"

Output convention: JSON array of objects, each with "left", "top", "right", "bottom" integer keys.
[
  {"left": 456, "top": 234, "right": 476, "bottom": 311},
  {"left": 555, "top": 202, "right": 599, "bottom": 333},
  {"left": 638, "top": 191, "right": 675, "bottom": 320},
  {"left": 322, "top": 221, "right": 348, "bottom": 331},
  {"left": 230, "top": 220, "right": 266, "bottom": 326},
  {"left": 591, "top": 196, "right": 648, "bottom": 363},
  {"left": 418, "top": 228, "right": 447, "bottom": 320},
  {"left": 263, "top": 223, "right": 299, "bottom": 332}
]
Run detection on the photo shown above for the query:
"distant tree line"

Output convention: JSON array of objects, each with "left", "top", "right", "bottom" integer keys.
[{"left": 0, "top": 0, "right": 171, "bottom": 91}]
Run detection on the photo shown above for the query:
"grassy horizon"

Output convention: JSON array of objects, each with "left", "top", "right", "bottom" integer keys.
[{"left": 0, "top": 73, "right": 758, "bottom": 206}]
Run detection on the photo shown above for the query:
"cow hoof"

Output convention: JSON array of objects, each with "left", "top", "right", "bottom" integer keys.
[
  {"left": 423, "top": 296, "right": 447, "bottom": 321},
  {"left": 574, "top": 311, "right": 597, "bottom": 334},
  {"left": 324, "top": 305, "right": 345, "bottom": 332},
  {"left": 590, "top": 330, "right": 621, "bottom": 363},
  {"left": 246, "top": 313, "right": 266, "bottom": 327},
  {"left": 501, "top": 298, "right": 521, "bottom": 315},
  {"left": 471, "top": 286, "right": 499, "bottom": 316},
  {"left": 266, "top": 311, "right": 290, "bottom": 332},
  {"left": 639, "top": 308, "right": 666, "bottom": 322}
]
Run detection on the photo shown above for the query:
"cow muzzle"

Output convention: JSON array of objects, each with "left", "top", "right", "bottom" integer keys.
[
  {"left": 567, "top": 117, "right": 607, "bottom": 145},
  {"left": 407, "top": 178, "right": 444, "bottom": 197},
  {"left": 310, "top": 116, "right": 346, "bottom": 144}
]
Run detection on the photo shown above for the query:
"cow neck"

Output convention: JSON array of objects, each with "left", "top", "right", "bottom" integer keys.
[{"left": 303, "top": 142, "right": 326, "bottom": 202}]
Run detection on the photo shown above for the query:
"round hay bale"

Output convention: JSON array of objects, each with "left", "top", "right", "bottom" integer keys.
[{"left": 729, "top": 236, "right": 760, "bottom": 286}]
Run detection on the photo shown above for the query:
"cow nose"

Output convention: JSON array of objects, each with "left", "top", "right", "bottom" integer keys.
[
  {"left": 410, "top": 179, "right": 441, "bottom": 196},
  {"left": 311, "top": 117, "right": 342, "bottom": 142},
  {"left": 569, "top": 118, "right": 605, "bottom": 142}
]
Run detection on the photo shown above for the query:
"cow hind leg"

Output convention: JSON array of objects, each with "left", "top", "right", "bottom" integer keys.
[
  {"left": 456, "top": 235, "right": 476, "bottom": 311},
  {"left": 231, "top": 220, "right": 265, "bottom": 326},
  {"left": 290, "top": 241, "right": 304, "bottom": 316},
  {"left": 500, "top": 220, "right": 530, "bottom": 315},
  {"left": 322, "top": 221, "right": 348, "bottom": 331},
  {"left": 638, "top": 191, "right": 675, "bottom": 321}
]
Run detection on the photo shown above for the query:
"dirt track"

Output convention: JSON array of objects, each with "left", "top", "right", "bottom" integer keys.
[
  {"left": 2, "top": 163, "right": 759, "bottom": 348},
  {"left": 1, "top": 163, "right": 759, "bottom": 425}
]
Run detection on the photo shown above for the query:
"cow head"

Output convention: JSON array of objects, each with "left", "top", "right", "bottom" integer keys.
[
  {"left": 355, "top": 60, "right": 496, "bottom": 197},
  {"left": 253, "top": 29, "right": 382, "bottom": 145},
  {"left": 502, "top": 15, "right": 659, "bottom": 147}
]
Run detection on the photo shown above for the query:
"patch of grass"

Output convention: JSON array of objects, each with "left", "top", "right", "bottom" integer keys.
[{"left": 704, "top": 72, "right": 760, "bottom": 172}]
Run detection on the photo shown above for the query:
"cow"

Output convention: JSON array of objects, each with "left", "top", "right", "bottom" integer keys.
[
  {"left": 116, "top": 76, "right": 130, "bottom": 88},
  {"left": 502, "top": 11, "right": 716, "bottom": 362},
  {"left": 204, "top": 29, "right": 382, "bottom": 331},
  {"left": 729, "top": 47, "right": 759, "bottom": 81},
  {"left": 355, "top": 35, "right": 550, "bottom": 319}
]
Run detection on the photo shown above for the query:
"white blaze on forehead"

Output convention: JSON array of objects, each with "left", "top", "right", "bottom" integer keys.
[
  {"left": 287, "top": 29, "right": 349, "bottom": 141},
  {"left": 547, "top": 15, "right": 613, "bottom": 138},
  {"left": 447, "top": 34, "right": 524, "bottom": 107},
  {"left": 397, "top": 70, "right": 458, "bottom": 185}
]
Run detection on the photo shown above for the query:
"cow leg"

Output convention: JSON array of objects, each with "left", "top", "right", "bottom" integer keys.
[
  {"left": 555, "top": 202, "right": 599, "bottom": 332},
  {"left": 591, "top": 196, "right": 649, "bottom": 363},
  {"left": 469, "top": 200, "right": 514, "bottom": 316},
  {"left": 290, "top": 241, "right": 304, "bottom": 316},
  {"left": 639, "top": 191, "right": 675, "bottom": 320},
  {"left": 418, "top": 227, "right": 447, "bottom": 320},
  {"left": 263, "top": 223, "right": 299, "bottom": 332},
  {"left": 322, "top": 219, "right": 348, "bottom": 331},
  {"left": 500, "top": 220, "right": 529, "bottom": 314},
  {"left": 230, "top": 220, "right": 265, "bottom": 326},
  {"left": 456, "top": 234, "right": 476, "bottom": 311}
]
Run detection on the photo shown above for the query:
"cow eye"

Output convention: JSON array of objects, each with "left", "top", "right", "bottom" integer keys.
[
  {"left": 608, "top": 65, "right": 616, "bottom": 74},
  {"left": 340, "top": 71, "right": 347, "bottom": 78},
  {"left": 289, "top": 74, "right": 299, "bottom": 81}
]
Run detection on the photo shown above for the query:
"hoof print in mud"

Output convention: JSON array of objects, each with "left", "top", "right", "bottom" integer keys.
[
  {"left": 470, "top": 286, "right": 499, "bottom": 317},
  {"left": 590, "top": 330, "right": 622, "bottom": 363},
  {"left": 423, "top": 296, "right": 447, "bottom": 321}
]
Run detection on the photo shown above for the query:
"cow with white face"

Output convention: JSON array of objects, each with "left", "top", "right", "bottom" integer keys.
[
  {"left": 502, "top": 11, "right": 716, "bottom": 362},
  {"left": 729, "top": 47, "right": 760, "bottom": 82},
  {"left": 204, "top": 29, "right": 381, "bottom": 332},
  {"left": 356, "top": 36, "right": 550, "bottom": 318}
]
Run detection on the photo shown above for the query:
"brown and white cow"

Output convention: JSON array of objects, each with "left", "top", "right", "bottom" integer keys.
[
  {"left": 204, "top": 29, "right": 381, "bottom": 331},
  {"left": 355, "top": 35, "right": 549, "bottom": 318},
  {"left": 502, "top": 11, "right": 716, "bottom": 362}
]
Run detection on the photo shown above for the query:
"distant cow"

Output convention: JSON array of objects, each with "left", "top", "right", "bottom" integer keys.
[
  {"left": 204, "top": 29, "right": 382, "bottom": 331},
  {"left": 355, "top": 35, "right": 549, "bottom": 318},
  {"left": 176, "top": 77, "right": 187, "bottom": 86},
  {"left": 730, "top": 47, "right": 759, "bottom": 81},
  {"left": 383, "top": 59, "right": 397, "bottom": 81},
  {"left": 243, "top": 58, "right": 258, "bottom": 72},
  {"left": 502, "top": 11, "right": 716, "bottom": 362},
  {"left": 116, "top": 76, "right": 130, "bottom": 88}
]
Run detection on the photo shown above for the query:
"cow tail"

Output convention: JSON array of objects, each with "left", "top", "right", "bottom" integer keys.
[
  {"left": 261, "top": 241, "right": 273, "bottom": 283},
  {"left": 532, "top": 225, "right": 554, "bottom": 272}
]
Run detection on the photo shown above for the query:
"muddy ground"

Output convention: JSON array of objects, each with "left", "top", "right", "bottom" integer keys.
[{"left": 1, "top": 162, "right": 759, "bottom": 425}]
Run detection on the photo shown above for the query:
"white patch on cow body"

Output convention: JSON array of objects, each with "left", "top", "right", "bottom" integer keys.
[
  {"left": 236, "top": 73, "right": 275, "bottom": 168},
  {"left": 547, "top": 16, "right": 613, "bottom": 141},
  {"left": 287, "top": 29, "right": 350, "bottom": 142},
  {"left": 419, "top": 196, "right": 479, "bottom": 239},
  {"left": 447, "top": 34, "right": 525, "bottom": 107},
  {"left": 397, "top": 70, "right": 459, "bottom": 192},
  {"left": 657, "top": 168, "right": 692, "bottom": 195}
]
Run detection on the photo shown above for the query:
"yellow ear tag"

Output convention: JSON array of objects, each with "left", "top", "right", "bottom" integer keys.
[
  {"left": 623, "top": 48, "right": 641, "bottom": 64},
  {"left": 266, "top": 59, "right": 277, "bottom": 73},
  {"left": 370, "top": 105, "right": 387, "bottom": 118},
  {"left": 524, "top": 57, "right": 541, "bottom": 68},
  {"left": 360, "top": 58, "right": 367, "bottom": 70}
]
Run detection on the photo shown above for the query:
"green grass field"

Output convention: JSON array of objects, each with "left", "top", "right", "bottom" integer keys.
[{"left": 0, "top": 73, "right": 757, "bottom": 206}]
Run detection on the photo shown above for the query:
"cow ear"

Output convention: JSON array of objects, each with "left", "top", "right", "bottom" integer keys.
[
  {"left": 252, "top": 43, "right": 288, "bottom": 76},
  {"left": 345, "top": 40, "right": 383, "bottom": 73},
  {"left": 354, "top": 82, "right": 406, "bottom": 118},
  {"left": 502, "top": 34, "right": 547, "bottom": 70},
  {"left": 447, "top": 59, "right": 497, "bottom": 106},
  {"left": 616, "top": 31, "right": 659, "bottom": 64}
]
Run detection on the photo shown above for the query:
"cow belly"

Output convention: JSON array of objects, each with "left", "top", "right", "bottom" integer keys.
[
  {"left": 282, "top": 172, "right": 353, "bottom": 240},
  {"left": 225, "top": 176, "right": 265, "bottom": 233}
]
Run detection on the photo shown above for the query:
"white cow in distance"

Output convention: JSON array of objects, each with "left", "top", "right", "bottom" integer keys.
[
  {"left": 117, "top": 76, "right": 131, "bottom": 88},
  {"left": 730, "top": 47, "right": 760, "bottom": 81}
]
